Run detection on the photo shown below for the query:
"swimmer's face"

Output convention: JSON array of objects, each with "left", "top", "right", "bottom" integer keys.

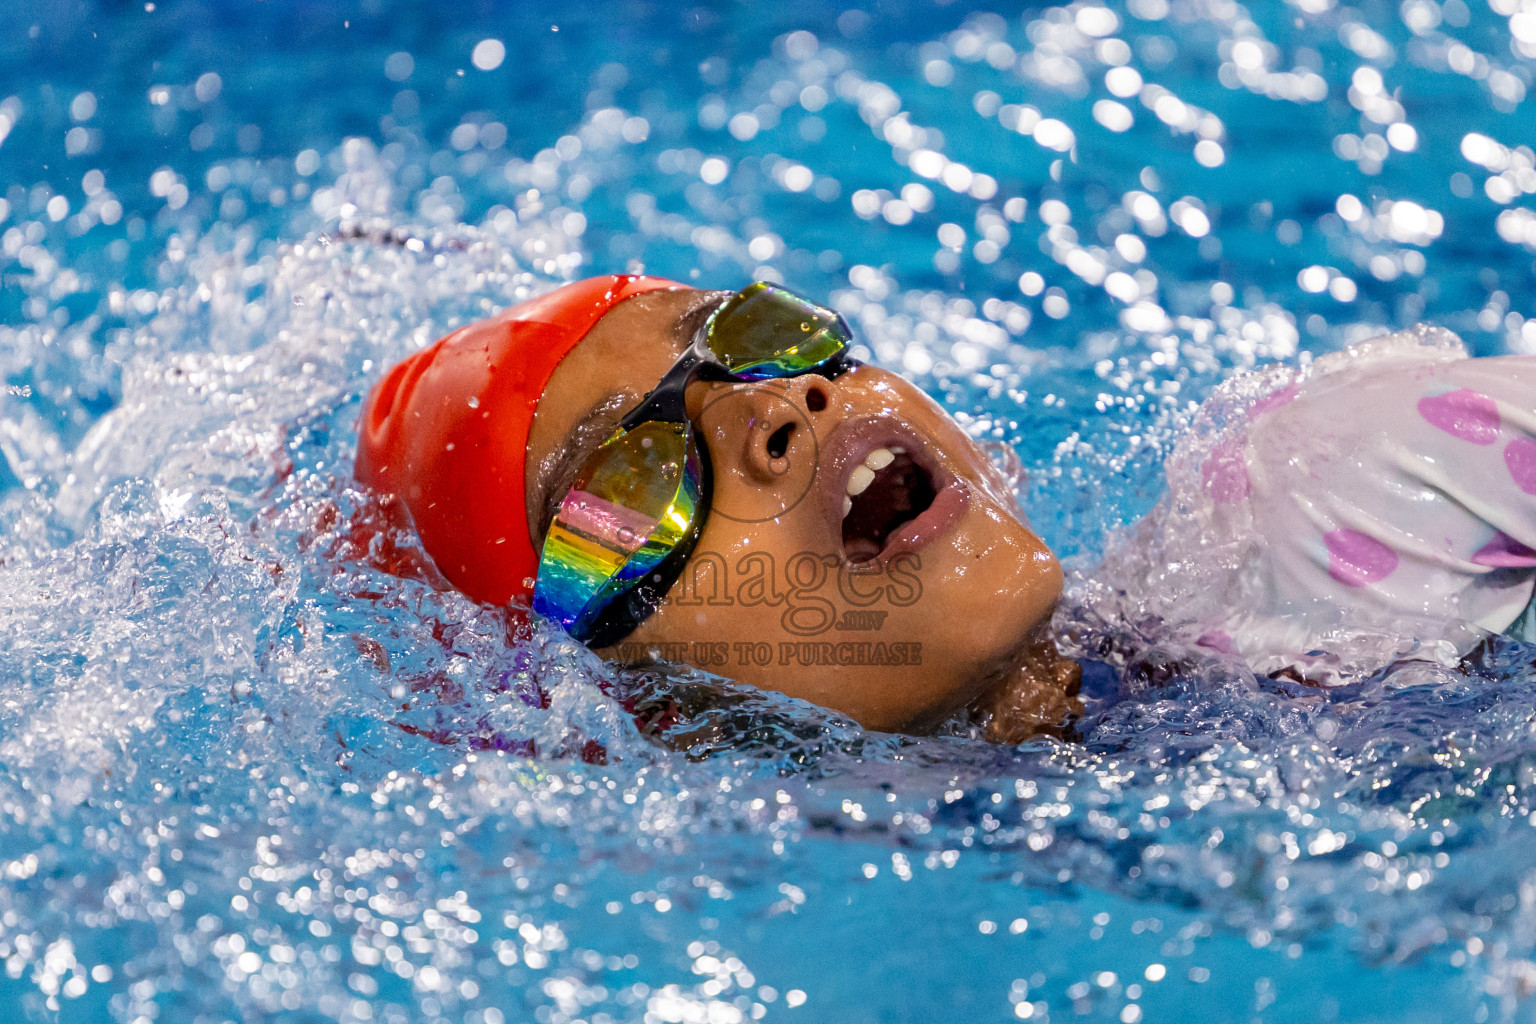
[{"left": 526, "top": 287, "right": 1063, "bottom": 733}]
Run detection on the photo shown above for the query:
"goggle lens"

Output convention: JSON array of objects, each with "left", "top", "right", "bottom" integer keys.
[
  {"left": 534, "top": 420, "right": 703, "bottom": 639},
  {"left": 705, "top": 282, "right": 852, "bottom": 379}
]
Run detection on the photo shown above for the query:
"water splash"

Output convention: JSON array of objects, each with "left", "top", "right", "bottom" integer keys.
[{"left": 2, "top": 0, "right": 1536, "bottom": 1021}]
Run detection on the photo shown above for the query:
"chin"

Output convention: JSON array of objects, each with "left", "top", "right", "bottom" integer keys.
[{"left": 921, "top": 508, "right": 1061, "bottom": 667}]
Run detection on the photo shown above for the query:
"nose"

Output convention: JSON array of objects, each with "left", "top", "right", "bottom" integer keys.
[
  {"left": 688, "top": 375, "right": 832, "bottom": 481},
  {"left": 686, "top": 376, "right": 832, "bottom": 516}
]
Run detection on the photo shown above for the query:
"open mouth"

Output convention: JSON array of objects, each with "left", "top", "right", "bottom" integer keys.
[{"left": 840, "top": 445, "right": 938, "bottom": 563}]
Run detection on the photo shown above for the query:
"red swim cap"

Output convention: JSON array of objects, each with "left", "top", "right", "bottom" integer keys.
[{"left": 355, "top": 274, "right": 683, "bottom": 605}]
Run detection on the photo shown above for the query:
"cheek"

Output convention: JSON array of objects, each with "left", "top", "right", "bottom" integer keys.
[
  {"left": 689, "top": 509, "right": 826, "bottom": 570},
  {"left": 631, "top": 519, "right": 819, "bottom": 641}
]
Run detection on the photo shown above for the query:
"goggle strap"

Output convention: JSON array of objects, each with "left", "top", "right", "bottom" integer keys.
[{"left": 618, "top": 350, "right": 705, "bottom": 429}]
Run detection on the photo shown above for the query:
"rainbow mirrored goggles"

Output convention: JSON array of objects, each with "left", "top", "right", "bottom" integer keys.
[{"left": 533, "top": 282, "right": 856, "bottom": 646}]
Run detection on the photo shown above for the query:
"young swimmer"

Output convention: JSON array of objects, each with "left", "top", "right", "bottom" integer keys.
[{"left": 354, "top": 276, "right": 1536, "bottom": 741}]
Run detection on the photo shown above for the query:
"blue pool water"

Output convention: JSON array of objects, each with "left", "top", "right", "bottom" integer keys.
[{"left": 3, "top": 0, "right": 1536, "bottom": 1020}]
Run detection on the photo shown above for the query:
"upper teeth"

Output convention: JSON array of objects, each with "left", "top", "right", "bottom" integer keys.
[
  {"left": 847, "top": 465, "right": 875, "bottom": 496},
  {"left": 844, "top": 447, "right": 896, "bottom": 508}
]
